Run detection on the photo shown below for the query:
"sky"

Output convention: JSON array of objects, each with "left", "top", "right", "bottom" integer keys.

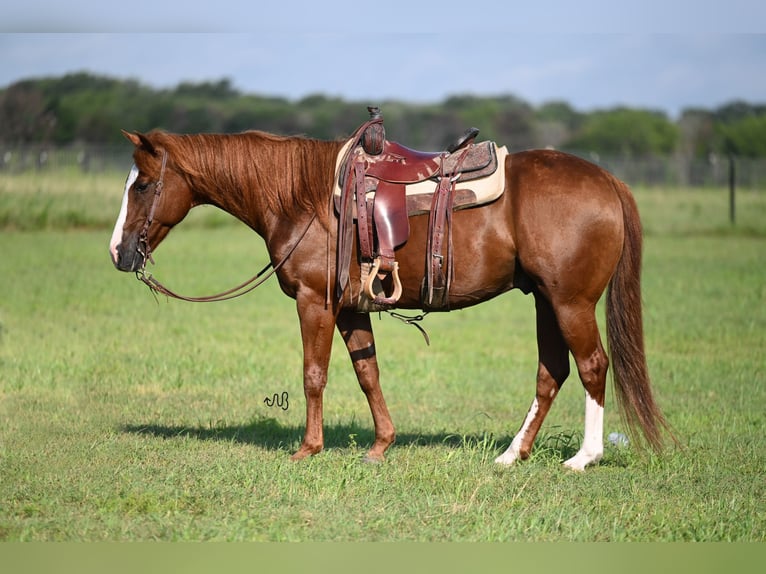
[{"left": 2, "top": 1, "right": 766, "bottom": 119}]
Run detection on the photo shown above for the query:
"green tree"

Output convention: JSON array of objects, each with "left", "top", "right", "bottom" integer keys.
[
  {"left": 717, "top": 114, "right": 766, "bottom": 157},
  {"left": 173, "top": 78, "right": 238, "bottom": 100},
  {"left": 0, "top": 80, "right": 56, "bottom": 143},
  {"left": 3, "top": 72, "right": 766, "bottom": 161},
  {"left": 677, "top": 108, "right": 716, "bottom": 159},
  {"left": 442, "top": 94, "right": 536, "bottom": 150},
  {"left": 713, "top": 100, "right": 766, "bottom": 124},
  {"left": 566, "top": 107, "right": 678, "bottom": 157},
  {"left": 535, "top": 100, "right": 584, "bottom": 149}
]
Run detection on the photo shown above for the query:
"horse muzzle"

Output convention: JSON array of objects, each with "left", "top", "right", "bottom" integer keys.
[{"left": 110, "top": 237, "right": 146, "bottom": 272}]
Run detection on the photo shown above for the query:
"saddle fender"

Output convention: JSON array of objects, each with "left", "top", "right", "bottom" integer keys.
[{"left": 373, "top": 181, "right": 410, "bottom": 251}]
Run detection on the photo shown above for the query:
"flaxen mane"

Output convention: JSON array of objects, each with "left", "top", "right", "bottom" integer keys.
[{"left": 146, "top": 130, "right": 344, "bottom": 220}]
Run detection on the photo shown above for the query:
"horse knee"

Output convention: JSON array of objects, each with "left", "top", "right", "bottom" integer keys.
[{"left": 303, "top": 365, "right": 327, "bottom": 396}]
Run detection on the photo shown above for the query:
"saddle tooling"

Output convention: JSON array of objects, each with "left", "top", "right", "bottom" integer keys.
[{"left": 335, "top": 107, "right": 507, "bottom": 312}]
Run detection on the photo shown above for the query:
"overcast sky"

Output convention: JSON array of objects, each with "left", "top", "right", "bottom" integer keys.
[{"left": 2, "top": 1, "right": 765, "bottom": 119}]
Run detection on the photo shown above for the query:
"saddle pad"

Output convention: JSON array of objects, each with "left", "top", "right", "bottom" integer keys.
[{"left": 333, "top": 139, "right": 508, "bottom": 215}]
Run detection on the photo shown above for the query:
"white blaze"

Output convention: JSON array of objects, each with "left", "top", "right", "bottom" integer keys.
[{"left": 109, "top": 165, "right": 139, "bottom": 264}]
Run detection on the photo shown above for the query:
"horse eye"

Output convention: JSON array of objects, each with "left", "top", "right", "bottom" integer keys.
[{"left": 134, "top": 182, "right": 149, "bottom": 193}]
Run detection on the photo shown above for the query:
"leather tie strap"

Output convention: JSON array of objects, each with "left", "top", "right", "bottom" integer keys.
[
  {"left": 354, "top": 154, "right": 374, "bottom": 261},
  {"left": 423, "top": 147, "right": 470, "bottom": 310}
]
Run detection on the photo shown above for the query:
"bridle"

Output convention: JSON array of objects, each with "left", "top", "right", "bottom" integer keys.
[
  {"left": 133, "top": 148, "right": 315, "bottom": 303},
  {"left": 136, "top": 149, "right": 168, "bottom": 269}
]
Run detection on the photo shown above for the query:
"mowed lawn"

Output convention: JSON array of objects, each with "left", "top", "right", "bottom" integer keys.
[{"left": 0, "top": 173, "right": 764, "bottom": 541}]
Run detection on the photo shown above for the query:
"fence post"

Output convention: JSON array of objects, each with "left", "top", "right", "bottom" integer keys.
[{"left": 728, "top": 153, "right": 736, "bottom": 225}]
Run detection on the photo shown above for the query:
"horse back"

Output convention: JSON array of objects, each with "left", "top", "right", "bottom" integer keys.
[{"left": 339, "top": 148, "right": 629, "bottom": 311}]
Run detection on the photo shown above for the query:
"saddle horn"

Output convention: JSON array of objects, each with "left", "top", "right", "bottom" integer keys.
[{"left": 362, "top": 106, "right": 385, "bottom": 155}]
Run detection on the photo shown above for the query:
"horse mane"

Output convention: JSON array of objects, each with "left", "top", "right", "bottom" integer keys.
[{"left": 145, "top": 130, "right": 345, "bottom": 220}]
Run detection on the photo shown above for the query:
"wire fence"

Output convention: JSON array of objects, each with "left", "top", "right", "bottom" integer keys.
[
  {"left": 1, "top": 145, "right": 131, "bottom": 174},
  {"left": 2, "top": 144, "right": 765, "bottom": 190},
  {"left": 581, "top": 152, "right": 766, "bottom": 189}
]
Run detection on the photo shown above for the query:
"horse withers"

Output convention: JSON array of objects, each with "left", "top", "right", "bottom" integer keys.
[{"left": 109, "top": 121, "right": 673, "bottom": 471}]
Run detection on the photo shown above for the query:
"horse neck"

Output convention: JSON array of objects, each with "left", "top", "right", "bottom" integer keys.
[{"left": 183, "top": 133, "right": 339, "bottom": 238}]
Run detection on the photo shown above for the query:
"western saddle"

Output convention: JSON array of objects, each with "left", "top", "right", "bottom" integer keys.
[{"left": 336, "top": 107, "right": 501, "bottom": 312}]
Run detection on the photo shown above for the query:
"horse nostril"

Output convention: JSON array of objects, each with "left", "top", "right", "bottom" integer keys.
[{"left": 111, "top": 245, "right": 133, "bottom": 272}]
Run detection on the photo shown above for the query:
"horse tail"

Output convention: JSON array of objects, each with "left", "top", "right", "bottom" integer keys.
[{"left": 606, "top": 176, "right": 674, "bottom": 452}]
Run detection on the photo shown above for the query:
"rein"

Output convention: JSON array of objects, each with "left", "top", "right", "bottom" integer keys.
[{"left": 134, "top": 149, "right": 315, "bottom": 303}]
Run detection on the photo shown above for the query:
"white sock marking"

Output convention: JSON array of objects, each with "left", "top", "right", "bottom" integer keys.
[
  {"left": 563, "top": 392, "right": 604, "bottom": 471},
  {"left": 495, "top": 398, "right": 539, "bottom": 466}
]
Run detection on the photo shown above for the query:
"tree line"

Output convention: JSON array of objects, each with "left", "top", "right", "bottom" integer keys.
[{"left": 2, "top": 72, "right": 765, "bottom": 159}]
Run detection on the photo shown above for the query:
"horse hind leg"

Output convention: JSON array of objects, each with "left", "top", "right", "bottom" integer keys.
[
  {"left": 556, "top": 302, "right": 609, "bottom": 471},
  {"left": 495, "top": 292, "right": 570, "bottom": 465}
]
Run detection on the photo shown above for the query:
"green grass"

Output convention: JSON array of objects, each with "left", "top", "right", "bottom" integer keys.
[
  {"left": 634, "top": 185, "right": 766, "bottom": 237},
  {"left": 0, "top": 170, "right": 764, "bottom": 540},
  {"left": 0, "top": 171, "right": 235, "bottom": 230}
]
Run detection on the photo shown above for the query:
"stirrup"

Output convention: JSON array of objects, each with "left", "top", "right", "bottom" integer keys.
[{"left": 364, "top": 257, "right": 403, "bottom": 306}]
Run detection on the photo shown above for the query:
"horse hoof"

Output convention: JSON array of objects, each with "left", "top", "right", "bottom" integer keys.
[
  {"left": 290, "top": 446, "right": 321, "bottom": 461},
  {"left": 562, "top": 449, "right": 602, "bottom": 471},
  {"left": 362, "top": 454, "right": 384, "bottom": 464},
  {"left": 494, "top": 449, "right": 520, "bottom": 466}
]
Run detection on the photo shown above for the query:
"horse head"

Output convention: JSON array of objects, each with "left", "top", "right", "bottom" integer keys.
[{"left": 109, "top": 130, "right": 195, "bottom": 272}]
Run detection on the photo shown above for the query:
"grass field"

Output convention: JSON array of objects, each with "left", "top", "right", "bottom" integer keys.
[{"left": 0, "top": 170, "right": 765, "bottom": 541}]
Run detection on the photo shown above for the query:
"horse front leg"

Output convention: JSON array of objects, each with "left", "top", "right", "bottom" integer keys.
[
  {"left": 336, "top": 309, "right": 395, "bottom": 462},
  {"left": 291, "top": 294, "right": 338, "bottom": 461}
]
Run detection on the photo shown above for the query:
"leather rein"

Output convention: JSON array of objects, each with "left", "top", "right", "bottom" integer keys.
[{"left": 134, "top": 149, "right": 315, "bottom": 303}]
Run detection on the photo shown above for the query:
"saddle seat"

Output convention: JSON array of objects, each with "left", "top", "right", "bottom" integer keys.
[{"left": 364, "top": 141, "right": 445, "bottom": 183}]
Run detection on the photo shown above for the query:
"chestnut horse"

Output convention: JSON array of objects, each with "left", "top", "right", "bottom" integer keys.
[{"left": 109, "top": 127, "right": 671, "bottom": 470}]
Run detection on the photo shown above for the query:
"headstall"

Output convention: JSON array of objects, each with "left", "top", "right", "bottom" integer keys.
[{"left": 133, "top": 149, "right": 313, "bottom": 303}]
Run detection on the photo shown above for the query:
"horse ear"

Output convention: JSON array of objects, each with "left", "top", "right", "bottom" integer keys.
[
  {"left": 121, "top": 129, "right": 142, "bottom": 147},
  {"left": 121, "top": 130, "right": 157, "bottom": 155}
]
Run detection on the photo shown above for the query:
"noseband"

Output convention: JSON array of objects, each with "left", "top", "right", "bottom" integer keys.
[{"left": 133, "top": 149, "right": 314, "bottom": 303}]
